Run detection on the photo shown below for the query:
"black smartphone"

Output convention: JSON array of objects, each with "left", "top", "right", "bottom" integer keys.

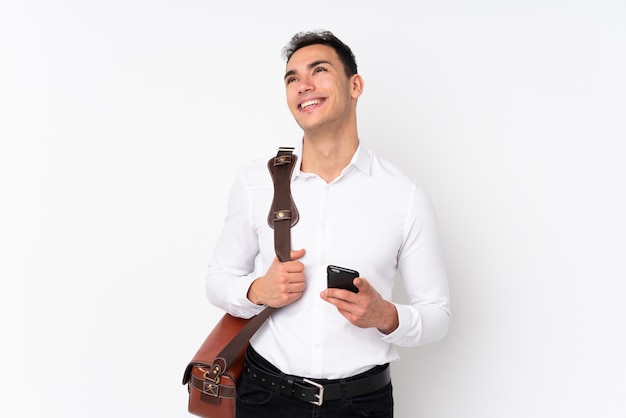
[{"left": 327, "top": 265, "right": 360, "bottom": 293}]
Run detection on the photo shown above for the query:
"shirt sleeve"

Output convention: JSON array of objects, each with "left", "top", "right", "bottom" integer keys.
[
  {"left": 381, "top": 185, "right": 451, "bottom": 346},
  {"left": 205, "top": 171, "right": 266, "bottom": 319}
]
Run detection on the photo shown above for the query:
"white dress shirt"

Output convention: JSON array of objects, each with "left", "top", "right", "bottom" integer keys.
[{"left": 206, "top": 141, "right": 450, "bottom": 379}]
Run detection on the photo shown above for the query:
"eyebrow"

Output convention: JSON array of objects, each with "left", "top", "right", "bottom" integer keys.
[{"left": 284, "top": 60, "right": 333, "bottom": 81}]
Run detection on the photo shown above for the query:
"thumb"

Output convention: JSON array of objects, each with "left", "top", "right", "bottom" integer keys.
[
  {"left": 354, "top": 277, "right": 370, "bottom": 292},
  {"left": 290, "top": 248, "right": 306, "bottom": 261}
]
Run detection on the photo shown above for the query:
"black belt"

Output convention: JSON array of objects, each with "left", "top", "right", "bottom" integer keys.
[{"left": 244, "top": 360, "right": 391, "bottom": 406}]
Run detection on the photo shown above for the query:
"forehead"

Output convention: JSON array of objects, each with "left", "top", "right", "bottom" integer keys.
[{"left": 286, "top": 44, "right": 340, "bottom": 69}]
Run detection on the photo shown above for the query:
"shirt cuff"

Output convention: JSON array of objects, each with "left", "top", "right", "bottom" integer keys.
[
  {"left": 231, "top": 274, "right": 267, "bottom": 317},
  {"left": 379, "top": 303, "right": 419, "bottom": 344}
]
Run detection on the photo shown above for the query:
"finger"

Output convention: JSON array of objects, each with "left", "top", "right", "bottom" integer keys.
[
  {"left": 288, "top": 272, "right": 307, "bottom": 283},
  {"left": 290, "top": 248, "right": 306, "bottom": 261},
  {"left": 353, "top": 277, "right": 370, "bottom": 292},
  {"left": 320, "top": 289, "right": 342, "bottom": 307},
  {"left": 320, "top": 287, "right": 355, "bottom": 303}
]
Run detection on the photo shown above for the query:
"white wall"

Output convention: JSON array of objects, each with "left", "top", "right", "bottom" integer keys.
[{"left": 1, "top": 1, "right": 625, "bottom": 417}]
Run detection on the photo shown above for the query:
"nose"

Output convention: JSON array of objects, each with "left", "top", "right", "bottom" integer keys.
[{"left": 297, "top": 76, "right": 314, "bottom": 94}]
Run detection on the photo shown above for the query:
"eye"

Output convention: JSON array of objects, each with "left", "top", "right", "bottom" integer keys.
[
  {"left": 313, "top": 66, "right": 327, "bottom": 74},
  {"left": 285, "top": 77, "right": 297, "bottom": 85}
]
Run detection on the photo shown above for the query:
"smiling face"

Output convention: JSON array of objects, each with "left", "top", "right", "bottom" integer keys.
[{"left": 284, "top": 44, "right": 363, "bottom": 136}]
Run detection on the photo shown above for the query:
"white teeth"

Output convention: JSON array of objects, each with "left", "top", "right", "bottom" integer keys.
[{"left": 301, "top": 99, "right": 320, "bottom": 109}]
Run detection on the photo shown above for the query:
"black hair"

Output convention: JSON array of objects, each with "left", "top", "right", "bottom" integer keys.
[{"left": 281, "top": 30, "right": 358, "bottom": 78}]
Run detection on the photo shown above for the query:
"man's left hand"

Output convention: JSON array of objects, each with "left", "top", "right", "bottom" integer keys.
[{"left": 320, "top": 277, "right": 399, "bottom": 334}]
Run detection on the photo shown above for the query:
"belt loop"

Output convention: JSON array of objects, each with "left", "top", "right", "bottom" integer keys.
[{"left": 340, "top": 378, "right": 348, "bottom": 402}]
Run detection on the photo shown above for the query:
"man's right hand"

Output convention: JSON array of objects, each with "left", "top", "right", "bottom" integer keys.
[{"left": 247, "top": 249, "right": 306, "bottom": 308}]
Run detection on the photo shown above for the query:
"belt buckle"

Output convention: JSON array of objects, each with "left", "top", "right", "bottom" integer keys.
[{"left": 302, "top": 378, "right": 324, "bottom": 406}]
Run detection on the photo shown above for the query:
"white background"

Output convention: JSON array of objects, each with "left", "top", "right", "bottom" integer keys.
[{"left": 1, "top": 1, "right": 625, "bottom": 417}]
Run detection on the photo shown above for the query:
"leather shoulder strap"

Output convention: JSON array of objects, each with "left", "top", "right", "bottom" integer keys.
[
  {"left": 182, "top": 147, "right": 297, "bottom": 385},
  {"left": 267, "top": 147, "right": 299, "bottom": 262}
]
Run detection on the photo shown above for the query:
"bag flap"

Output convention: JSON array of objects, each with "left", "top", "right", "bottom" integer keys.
[{"left": 181, "top": 314, "right": 250, "bottom": 385}]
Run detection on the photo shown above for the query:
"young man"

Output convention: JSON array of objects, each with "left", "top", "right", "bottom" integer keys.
[{"left": 205, "top": 30, "right": 450, "bottom": 418}]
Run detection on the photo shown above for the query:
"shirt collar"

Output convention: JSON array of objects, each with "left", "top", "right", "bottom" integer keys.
[{"left": 293, "top": 139, "right": 371, "bottom": 179}]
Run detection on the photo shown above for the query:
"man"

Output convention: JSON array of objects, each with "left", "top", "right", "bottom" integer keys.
[{"left": 205, "top": 30, "right": 450, "bottom": 418}]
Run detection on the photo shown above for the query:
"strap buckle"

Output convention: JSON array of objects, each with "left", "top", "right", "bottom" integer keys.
[
  {"left": 302, "top": 378, "right": 324, "bottom": 406},
  {"left": 202, "top": 380, "right": 220, "bottom": 397}
]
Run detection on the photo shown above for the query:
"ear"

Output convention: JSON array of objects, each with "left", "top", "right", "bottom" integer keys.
[{"left": 350, "top": 74, "right": 364, "bottom": 99}]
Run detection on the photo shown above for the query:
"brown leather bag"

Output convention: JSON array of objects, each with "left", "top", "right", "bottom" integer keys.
[{"left": 182, "top": 147, "right": 298, "bottom": 418}]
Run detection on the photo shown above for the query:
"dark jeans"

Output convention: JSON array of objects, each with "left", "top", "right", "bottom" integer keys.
[{"left": 236, "top": 347, "right": 394, "bottom": 418}]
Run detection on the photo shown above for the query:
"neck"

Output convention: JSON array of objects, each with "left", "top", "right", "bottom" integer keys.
[{"left": 301, "top": 132, "right": 359, "bottom": 183}]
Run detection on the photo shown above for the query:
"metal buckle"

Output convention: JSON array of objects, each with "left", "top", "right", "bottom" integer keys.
[
  {"left": 302, "top": 378, "right": 324, "bottom": 406},
  {"left": 203, "top": 380, "right": 219, "bottom": 397},
  {"left": 202, "top": 370, "right": 220, "bottom": 397}
]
